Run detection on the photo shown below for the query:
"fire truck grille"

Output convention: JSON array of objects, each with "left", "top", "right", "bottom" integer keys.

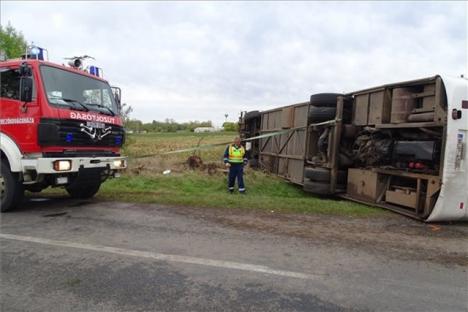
[{"left": 38, "top": 118, "right": 125, "bottom": 147}]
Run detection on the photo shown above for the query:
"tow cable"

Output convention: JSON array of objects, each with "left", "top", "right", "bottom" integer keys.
[{"left": 131, "top": 127, "right": 298, "bottom": 159}]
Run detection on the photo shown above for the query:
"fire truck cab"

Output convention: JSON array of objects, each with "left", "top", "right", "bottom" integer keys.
[{"left": 0, "top": 47, "right": 127, "bottom": 212}]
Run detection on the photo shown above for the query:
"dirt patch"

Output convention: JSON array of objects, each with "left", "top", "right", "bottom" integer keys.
[
  {"left": 168, "top": 205, "right": 468, "bottom": 267},
  {"left": 128, "top": 154, "right": 224, "bottom": 176}
]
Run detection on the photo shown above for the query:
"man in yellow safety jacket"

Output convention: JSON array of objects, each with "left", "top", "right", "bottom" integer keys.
[{"left": 223, "top": 137, "right": 248, "bottom": 194}]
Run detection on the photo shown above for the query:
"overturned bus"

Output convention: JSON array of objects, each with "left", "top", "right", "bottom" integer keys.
[{"left": 240, "top": 75, "right": 467, "bottom": 222}]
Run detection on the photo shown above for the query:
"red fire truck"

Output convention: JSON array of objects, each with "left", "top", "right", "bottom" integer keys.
[{"left": 0, "top": 46, "right": 127, "bottom": 212}]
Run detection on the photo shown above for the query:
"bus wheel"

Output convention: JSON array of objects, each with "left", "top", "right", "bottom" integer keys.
[{"left": 0, "top": 160, "right": 24, "bottom": 212}]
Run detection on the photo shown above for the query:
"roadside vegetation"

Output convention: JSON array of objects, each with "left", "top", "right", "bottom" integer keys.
[
  {"left": 0, "top": 22, "right": 27, "bottom": 59},
  {"left": 124, "top": 118, "right": 238, "bottom": 133},
  {"left": 98, "top": 173, "right": 380, "bottom": 216},
  {"left": 125, "top": 119, "right": 214, "bottom": 133},
  {"left": 45, "top": 132, "right": 384, "bottom": 216}
]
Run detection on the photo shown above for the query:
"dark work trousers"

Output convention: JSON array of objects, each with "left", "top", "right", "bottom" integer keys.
[{"left": 228, "top": 163, "right": 245, "bottom": 192}]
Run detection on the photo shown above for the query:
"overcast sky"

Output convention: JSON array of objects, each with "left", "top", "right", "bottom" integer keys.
[{"left": 2, "top": 1, "right": 467, "bottom": 125}]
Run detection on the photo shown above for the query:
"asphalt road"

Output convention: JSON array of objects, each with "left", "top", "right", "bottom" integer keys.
[{"left": 1, "top": 196, "right": 467, "bottom": 312}]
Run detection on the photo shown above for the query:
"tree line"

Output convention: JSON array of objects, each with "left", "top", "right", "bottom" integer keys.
[
  {"left": 125, "top": 119, "right": 239, "bottom": 133},
  {"left": 125, "top": 119, "right": 214, "bottom": 132}
]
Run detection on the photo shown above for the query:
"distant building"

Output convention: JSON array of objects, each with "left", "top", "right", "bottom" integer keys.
[
  {"left": 125, "top": 129, "right": 147, "bottom": 134},
  {"left": 194, "top": 127, "right": 223, "bottom": 133}
]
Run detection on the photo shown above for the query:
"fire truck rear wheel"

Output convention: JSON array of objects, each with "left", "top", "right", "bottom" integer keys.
[
  {"left": 66, "top": 182, "right": 101, "bottom": 199},
  {"left": 0, "top": 160, "right": 24, "bottom": 212}
]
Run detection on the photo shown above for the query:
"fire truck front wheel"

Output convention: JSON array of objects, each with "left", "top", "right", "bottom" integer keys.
[
  {"left": 0, "top": 160, "right": 24, "bottom": 212},
  {"left": 66, "top": 182, "right": 101, "bottom": 199}
]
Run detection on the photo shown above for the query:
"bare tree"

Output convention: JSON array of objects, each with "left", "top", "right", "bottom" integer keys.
[{"left": 120, "top": 102, "right": 133, "bottom": 124}]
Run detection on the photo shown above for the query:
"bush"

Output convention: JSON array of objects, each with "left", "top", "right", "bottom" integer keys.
[{"left": 222, "top": 122, "right": 239, "bottom": 132}]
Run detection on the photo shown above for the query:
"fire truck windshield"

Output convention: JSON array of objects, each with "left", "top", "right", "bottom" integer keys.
[{"left": 40, "top": 65, "right": 117, "bottom": 115}]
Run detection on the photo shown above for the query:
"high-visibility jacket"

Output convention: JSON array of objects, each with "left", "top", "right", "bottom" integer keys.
[{"left": 224, "top": 144, "right": 246, "bottom": 164}]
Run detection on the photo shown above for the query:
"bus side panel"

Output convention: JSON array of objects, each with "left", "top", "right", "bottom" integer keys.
[{"left": 428, "top": 77, "right": 468, "bottom": 222}]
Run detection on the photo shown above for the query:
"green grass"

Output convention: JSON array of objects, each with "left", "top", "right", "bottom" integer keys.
[
  {"left": 44, "top": 131, "right": 384, "bottom": 216},
  {"left": 96, "top": 171, "right": 381, "bottom": 216}
]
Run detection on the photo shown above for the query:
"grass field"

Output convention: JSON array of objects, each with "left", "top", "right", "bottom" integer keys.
[{"left": 46, "top": 132, "right": 384, "bottom": 216}]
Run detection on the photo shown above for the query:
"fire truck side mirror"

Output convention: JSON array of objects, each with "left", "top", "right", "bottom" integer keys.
[
  {"left": 115, "top": 93, "right": 121, "bottom": 107},
  {"left": 19, "top": 62, "right": 32, "bottom": 77},
  {"left": 111, "top": 86, "right": 122, "bottom": 112},
  {"left": 19, "top": 77, "right": 33, "bottom": 103}
]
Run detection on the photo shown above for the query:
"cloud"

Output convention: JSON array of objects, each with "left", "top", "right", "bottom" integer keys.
[{"left": 1, "top": 1, "right": 466, "bottom": 125}]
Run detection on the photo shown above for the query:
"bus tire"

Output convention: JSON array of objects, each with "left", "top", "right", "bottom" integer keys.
[
  {"left": 310, "top": 93, "right": 352, "bottom": 107},
  {"left": 66, "top": 182, "right": 101, "bottom": 199},
  {"left": 303, "top": 180, "right": 332, "bottom": 195},
  {"left": 244, "top": 110, "right": 261, "bottom": 120},
  {"left": 308, "top": 106, "right": 337, "bottom": 122},
  {"left": 304, "top": 167, "right": 347, "bottom": 184},
  {"left": 303, "top": 179, "right": 346, "bottom": 195},
  {"left": 1, "top": 160, "right": 24, "bottom": 212}
]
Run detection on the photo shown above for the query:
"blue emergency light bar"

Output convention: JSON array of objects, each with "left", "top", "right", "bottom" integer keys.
[
  {"left": 23, "top": 46, "right": 46, "bottom": 61},
  {"left": 88, "top": 65, "right": 102, "bottom": 77}
]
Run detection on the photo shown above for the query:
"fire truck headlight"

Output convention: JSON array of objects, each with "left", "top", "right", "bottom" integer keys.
[
  {"left": 113, "top": 159, "right": 126, "bottom": 168},
  {"left": 53, "top": 160, "right": 72, "bottom": 171}
]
